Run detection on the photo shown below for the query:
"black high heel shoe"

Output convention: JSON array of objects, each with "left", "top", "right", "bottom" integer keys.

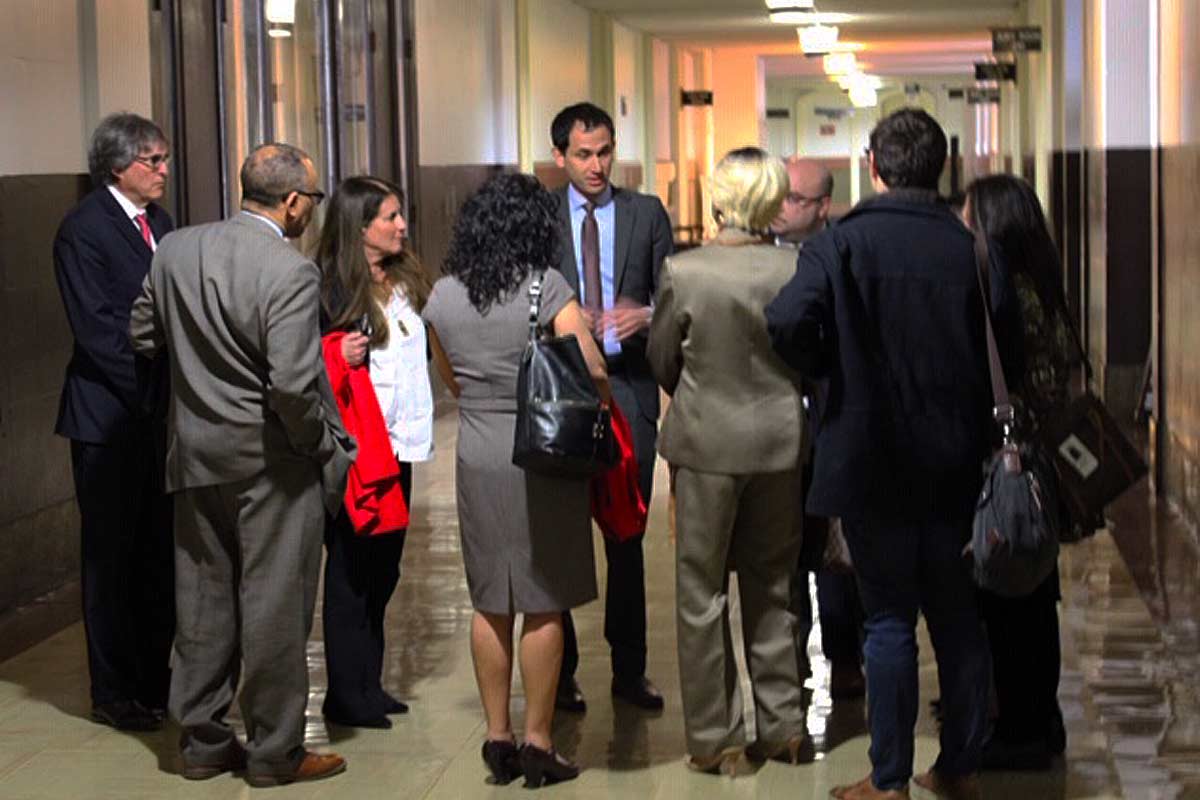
[
  {"left": 481, "top": 739, "right": 522, "bottom": 785},
  {"left": 519, "top": 742, "right": 580, "bottom": 788}
]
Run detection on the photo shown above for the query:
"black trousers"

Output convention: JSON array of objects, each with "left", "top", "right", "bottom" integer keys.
[
  {"left": 980, "top": 569, "right": 1062, "bottom": 743},
  {"left": 322, "top": 462, "right": 411, "bottom": 719},
  {"left": 561, "top": 366, "right": 653, "bottom": 683},
  {"left": 71, "top": 431, "right": 174, "bottom": 709}
]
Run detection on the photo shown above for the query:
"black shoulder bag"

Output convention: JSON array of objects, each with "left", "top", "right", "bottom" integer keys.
[
  {"left": 970, "top": 234, "right": 1061, "bottom": 597},
  {"left": 512, "top": 270, "right": 618, "bottom": 477}
]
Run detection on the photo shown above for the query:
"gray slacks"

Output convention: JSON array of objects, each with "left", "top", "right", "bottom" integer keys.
[
  {"left": 673, "top": 466, "right": 806, "bottom": 757},
  {"left": 169, "top": 461, "right": 324, "bottom": 775}
]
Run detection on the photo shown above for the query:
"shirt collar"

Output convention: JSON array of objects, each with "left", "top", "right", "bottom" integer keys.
[
  {"left": 568, "top": 182, "right": 613, "bottom": 211},
  {"left": 107, "top": 185, "right": 146, "bottom": 219},
  {"left": 240, "top": 210, "right": 286, "bottom": 238}
]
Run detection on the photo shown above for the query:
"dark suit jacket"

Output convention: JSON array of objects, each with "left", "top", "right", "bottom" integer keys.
[
  {"left": 765, "top": 189, "right": 1023, "bottom": 522},
  {"left": 553, "top": 184, "right": 672, "bottom": 422},
  {"left": 53, "top": 186, "right": 173, "bottom": 443}
]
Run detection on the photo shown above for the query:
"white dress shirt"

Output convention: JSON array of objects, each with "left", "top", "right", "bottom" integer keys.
[
  {"left": 370, "top": 288, "right": 434, "bottom": 462},
  {"left": 107, "top": 185, "right": 157, "bottom": 250}
]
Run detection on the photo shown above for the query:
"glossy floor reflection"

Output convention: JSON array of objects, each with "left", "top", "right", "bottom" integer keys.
[{"left": 0, "top": 409, "right": 1185, "bottom": 798}]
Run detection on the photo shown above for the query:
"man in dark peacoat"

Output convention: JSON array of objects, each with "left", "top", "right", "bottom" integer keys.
[
  {"left": 53, "top": 113, "right": 176, "bottom": 732},
  {"left": 549, "top": 102, "right": 673, "bottom": 713},
  {"left": 766, "top": 109, "right": 1022, "bottom": 800}
]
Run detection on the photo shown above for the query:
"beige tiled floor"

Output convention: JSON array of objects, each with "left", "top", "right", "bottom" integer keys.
[{"left": 0, "top": 410, "right": 1180, "bottom": 798}]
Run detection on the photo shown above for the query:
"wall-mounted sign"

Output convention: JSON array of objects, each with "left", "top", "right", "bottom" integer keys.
[
  {"left": 681, "top": 90, "right": 713, "bottom": 106},
  {"left": 819, "top": 124, "right": 837, "bottom": 137},
  {"left": 813, "top": 106, "right": 848, "bottom": 120},
  {"left": 766, "top": 108, "right": 791, "bottom": 119},
  {"left": 904, "top": 83, "right": 921, "bottom": 95},
  {"left": 975, "top": 62, "right": 1017, "bottom": 82},
  {"left": 948, "top": 88, "right": 966, "bottom": 100},
  {"left": 992, "top": 26, "right": 1043, "bottom": 53},
  {"left": 967, "top": 87, "right": 1002, "bottom": 105}
]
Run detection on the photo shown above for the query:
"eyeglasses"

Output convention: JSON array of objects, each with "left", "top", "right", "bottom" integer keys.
[
  {"left": 785, "top": 192, "right": 828, "bottom": 205},
  {"left": 133, "top": 153, "right": 171, "bottom": 170},
  {"left": 294, "top": 189, "right": 326, "bottom": 205}
]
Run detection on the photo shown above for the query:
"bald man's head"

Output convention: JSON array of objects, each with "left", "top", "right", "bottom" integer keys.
[
  {"left": 772, "top": 157, "right": 834, "bottom": 243},
  {"left": 239, "top": 143, "right": 320, "bottom": 237}
]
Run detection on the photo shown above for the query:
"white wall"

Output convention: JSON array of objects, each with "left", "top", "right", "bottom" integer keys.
[
  {"left": 415, "top": 0, "right": 518, "bottom": 165},
  {"left": 653, "top": 39, "right": 672, "bottom": 162},
  {"left": 612, "top": 21, "right": 642, "bottom": 161},
  {"left": 528, "top": 0, "right": 590, "bottom": 160},
  {"left": 796, "top": 89, "right": 855, "bottom": 157},
  {"left": 0, "top": 0, "right": 152, "bottom": 176}
]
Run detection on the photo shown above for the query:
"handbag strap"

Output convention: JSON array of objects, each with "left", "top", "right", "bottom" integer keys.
[
  {"left": 527, "top": 268, "right": 545, "bottom": 342},
  {"left": 972, "top": 229, "right": 1016, "bottom": 446}
]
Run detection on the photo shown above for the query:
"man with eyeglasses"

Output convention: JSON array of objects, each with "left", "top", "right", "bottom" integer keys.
[
  {"left": 131, "top": 143, "right": 353, "bottom": 786},
  {"left": 52, "top": 112, "right": 176, "bottom": 733},
  {"left": 770, "top": 157, "right": 867, "bottom": 706}
]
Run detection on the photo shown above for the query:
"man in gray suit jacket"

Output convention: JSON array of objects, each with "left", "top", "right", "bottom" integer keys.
[
  {"left": 130, "top": 144, "right": 353, "bottom": 787},
  {"left": 549, "top": 102, "right": 672, "bottom": 713}
]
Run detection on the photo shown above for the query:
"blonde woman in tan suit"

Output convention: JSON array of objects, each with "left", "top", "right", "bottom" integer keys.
[{"left": 648, "top": 147, "right": 807, "bottom": 774}]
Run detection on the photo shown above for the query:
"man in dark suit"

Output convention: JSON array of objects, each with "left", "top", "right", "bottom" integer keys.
[
  {"left": 766, "top": 109, "right": 1022, "bottom": 800},
  {"left": 131, "top": 143, "right": 353, "bottom": 786},
  {"left": 550, "top": 102, "right": 672, "bottom": 712},
  {"left": 53, "top": 112, "right": 176, "bottom": 732}
]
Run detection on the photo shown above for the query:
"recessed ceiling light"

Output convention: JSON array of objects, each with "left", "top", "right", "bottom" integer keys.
[
  {"left": 823, "top": 52, "right": 858, "bottom": 75},
  {"left": 798, "top": 24, "right": 839, "bottom": 54}
]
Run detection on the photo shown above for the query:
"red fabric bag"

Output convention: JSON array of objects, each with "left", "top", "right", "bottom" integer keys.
[
  {"left": 590, "top": 401, "right": 647, "bottom": 542},
  {"left": 322, "top": 332, "right": 409, "bottom": 535}
]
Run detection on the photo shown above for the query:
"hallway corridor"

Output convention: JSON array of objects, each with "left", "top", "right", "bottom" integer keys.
[{"left": 0, "top": 409, "right": 1190, "bottom": 799}]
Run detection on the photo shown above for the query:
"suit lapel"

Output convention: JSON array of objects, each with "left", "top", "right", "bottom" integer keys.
[
  {"left": 98, "top": 188, "right": 154, "bottom": 262},
  {"left": 613, "top": 188, "right": 632, "bottom": 296},
  {"left": 556, "top": 187, "right": 579, "bottom": 294}
]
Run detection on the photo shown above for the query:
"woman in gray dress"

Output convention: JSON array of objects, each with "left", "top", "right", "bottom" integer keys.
[{"left": 422, "top": 173, "right": 607, "bottom": 788}]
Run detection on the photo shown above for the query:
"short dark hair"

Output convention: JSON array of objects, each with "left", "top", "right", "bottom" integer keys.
[
  {"left": 240, "top": 143, "right": 311, "bottom": 206},
  {"left": 87, "top": 113, "right": 168, "bottom": 187},
  {"left": 551, "top": 102, "right": 615, "bottom": 152},
  {"left": 443, "top": 173, "right": 561, "bottom": 314},
  {"left": 868, "top": 108, "right": 947, "bottom": 190}
]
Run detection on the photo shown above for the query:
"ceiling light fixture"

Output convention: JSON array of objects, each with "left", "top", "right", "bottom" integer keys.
[
  {"left": 798, "top": 24, "right": 839, "bottom": 54},
  {"left": 765, "top": 0, "right": 816, "bottom": 24},
  {"left": 265, "top": 0, "right": 296, "bottom": 25},
  {"left": 849, "top": 85, "right": 878, "bottom": 108},
  {"left": 823, "top": 52, "right": 858, "bottom": 75}
]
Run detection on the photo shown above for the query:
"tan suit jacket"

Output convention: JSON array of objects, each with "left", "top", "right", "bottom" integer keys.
[
  {"left": 130, "top": 212, "right": 353, "bottom": 512},
  {"left": 648, "top": 230, "right": 804, "bottom": 475}
]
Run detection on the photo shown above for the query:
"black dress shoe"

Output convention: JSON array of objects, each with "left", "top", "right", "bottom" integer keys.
[
  {"left": 980, "top": 735, "right": 1053, "bottom": 771},
  {"left": 323, "top": 708, "right": 392, "bottom": 729},
  {"left": 380, "top": 692, "right": 409, "bottom": 715},
  {"left": 481, "top": 739, "right": 522, "bottom": 785},
  {"left": 611, "top": 676, "right": 664, "bottom": 711},
  {"left": 519, "top": 742, "right": 580, "bottom": 788},
  {"left": 555, "top": 677, "right": 587, "bottom": 714},
  {"left": 91, "top": 700, "right": 162, "bottom": 732}
]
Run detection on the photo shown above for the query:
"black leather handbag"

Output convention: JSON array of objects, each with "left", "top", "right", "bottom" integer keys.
[
  {"left": 970, "top": 233, "right": 1061, "bottom": 598},
  {"left": 512, "top": 270, "right": 618, "bottom": 477}
]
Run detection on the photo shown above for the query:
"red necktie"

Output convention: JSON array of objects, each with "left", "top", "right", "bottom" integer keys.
[
  {"left": 135, "top": 212, "right": 153, "bottom": 249},
  {"left": 582, "top": 202, "right": 601, "bottom": 312}
]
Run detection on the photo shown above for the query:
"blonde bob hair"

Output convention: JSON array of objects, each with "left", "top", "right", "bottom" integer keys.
[{"left": 709, "top": 147, "right": 788, "bottom": 233}]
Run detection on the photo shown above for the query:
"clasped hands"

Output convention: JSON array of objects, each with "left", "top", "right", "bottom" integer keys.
[{"left": 580, "top": 297, "right": 652, "bottom": 341}]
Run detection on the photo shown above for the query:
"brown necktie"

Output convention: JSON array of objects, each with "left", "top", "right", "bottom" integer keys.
[{"left": 582, "top": 202, "right": 602, "bottom": 312}]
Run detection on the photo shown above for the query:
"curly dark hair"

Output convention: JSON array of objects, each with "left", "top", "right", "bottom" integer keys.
[{"left": 443, "top": 173, "right": 561, "bottom": 314}]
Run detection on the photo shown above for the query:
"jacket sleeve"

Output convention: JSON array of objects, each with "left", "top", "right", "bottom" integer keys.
[
  {"left": 647, "top": 258, "right": 684, "bottom": 395},
  {"left": 648, "top": 196, "right": 674, "bottom": 297},
  {"left": 264, "top": 260, "right": 343, "bottom": 464},
  {"left": 766, "top": 238, "right": 835, "bottom": 377},
  {"left": 54, "top": 219, "right": 140, "bottom": 410},
  {"left": 129, "top": 264, "right": 164, "bottom": 357}
]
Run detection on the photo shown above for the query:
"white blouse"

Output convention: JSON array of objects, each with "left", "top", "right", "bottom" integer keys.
[{"left": 370, "top": 288, "right": 434, "bottom": 462}]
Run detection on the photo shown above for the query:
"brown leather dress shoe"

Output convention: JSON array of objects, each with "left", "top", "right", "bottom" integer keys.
[
  {"left": 830, "top": 775, "right": 910, "bottom": 799},
  {"left": 245, "top": 751, "right": 346, "bottom": 787},
  {"left": 181, "top": 745, "right": 248, "bottom": 780},
  {"left": 913, "top": 769, "right": 981, "bottom": 800}
]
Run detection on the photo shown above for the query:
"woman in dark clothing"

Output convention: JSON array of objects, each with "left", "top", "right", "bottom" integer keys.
[
  {"left": 963, "top": 174, "right": 1075, "bottom": 769},
  {"left": 315, "top": 176, "right": 434, "bottom": 729}
]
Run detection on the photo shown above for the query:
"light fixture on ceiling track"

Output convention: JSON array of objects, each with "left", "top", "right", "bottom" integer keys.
[
  {"left": 266, "top": 0, "right": 295, "bottom": 37},
  {"left": 765, "top": 0, "right": 816, "bottom": 25},
  {"left": 849, "top": 85, "right": 878, "bottom": 108},
  {"left": 798, "top": 24, "right": 839, "bottom": 54},
  {"left": 823, "top": 52, "right": 858, "bottom": 75}
]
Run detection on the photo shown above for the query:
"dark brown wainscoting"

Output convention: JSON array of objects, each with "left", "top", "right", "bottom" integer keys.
[
  {"left": 0, "top": 174, "right": 89, "bottom": 621},
  {"left": 1158, "top": 143, "right": 1200, "bottom": 528}
]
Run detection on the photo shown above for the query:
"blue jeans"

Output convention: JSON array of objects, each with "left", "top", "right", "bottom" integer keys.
[{"left": 841, "top": 515, "right": 990, "bottom": 791}]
